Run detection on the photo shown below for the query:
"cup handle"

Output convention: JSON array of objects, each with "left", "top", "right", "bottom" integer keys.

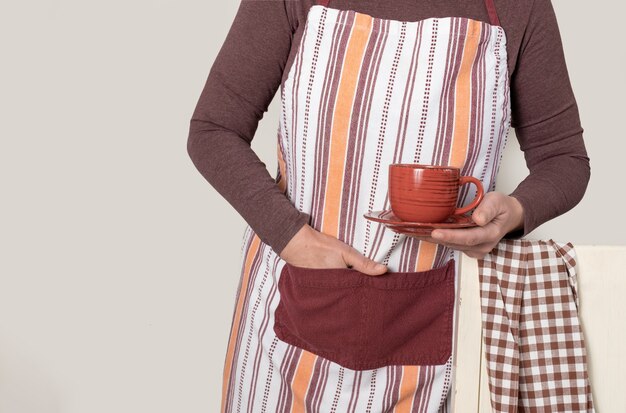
[{"left": 453, "top": 176, "right": 484, "bottom": 216}]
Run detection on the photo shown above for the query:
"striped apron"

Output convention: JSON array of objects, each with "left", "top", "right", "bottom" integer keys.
[{"left": 221, "top": 0, "right": 511, "bottom": 410}]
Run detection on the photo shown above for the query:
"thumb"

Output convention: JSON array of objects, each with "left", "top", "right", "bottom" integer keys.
[
  {"left": 471, "top": 198, "right": 497, "bottom": 226},
  {"left": 342, "top": 249, "right": 388, "bottom": 276}
]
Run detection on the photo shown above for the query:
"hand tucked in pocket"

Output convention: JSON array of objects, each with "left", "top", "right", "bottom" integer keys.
[
  {"left": 414, "top": 192, "right": 525, "bottom": 259},
  {"left": 279, "top": 223, "right": 388, "bottom": 275}
]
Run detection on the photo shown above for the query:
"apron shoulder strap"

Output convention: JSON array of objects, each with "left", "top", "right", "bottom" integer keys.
[{"left": 483, "top": 0, "right": 501, "bottom": 26}]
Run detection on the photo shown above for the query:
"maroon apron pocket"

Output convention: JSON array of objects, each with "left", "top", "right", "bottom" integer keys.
[{"left": 273, "top": 258, "right": 455, "bottom": 371}]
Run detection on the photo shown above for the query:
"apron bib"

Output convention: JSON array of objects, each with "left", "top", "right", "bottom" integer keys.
[{"left": 221, "top": 0, "right": 511, "bottom": 410}]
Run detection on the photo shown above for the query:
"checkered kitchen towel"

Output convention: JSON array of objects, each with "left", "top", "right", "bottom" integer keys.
[{"left": 476, "top": 239, "right": 595, "bottom": 412}]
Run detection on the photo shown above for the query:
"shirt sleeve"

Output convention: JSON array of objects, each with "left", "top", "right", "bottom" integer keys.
[
  {"left": 187, "top": 0, "right": 311, "bottom": 255},
  {"left": 503, "top": 0, "right": 591, "bottom": 239}
]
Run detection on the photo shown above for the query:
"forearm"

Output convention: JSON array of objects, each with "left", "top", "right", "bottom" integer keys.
[
  {"left": 187, "top": 118, "right": 310, "bottom": 254},
  {"left": 506, "top": 134, "right": 591, "bottom": 238}
]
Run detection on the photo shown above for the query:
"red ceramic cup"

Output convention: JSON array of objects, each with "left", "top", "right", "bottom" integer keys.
[{"left": 388, "top": 164, "right": 484, "bottom": 223}]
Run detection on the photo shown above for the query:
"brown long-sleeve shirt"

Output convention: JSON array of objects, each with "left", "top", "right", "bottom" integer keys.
[{"left": 187, "top": 0, "right": 591, "bottom": 255}]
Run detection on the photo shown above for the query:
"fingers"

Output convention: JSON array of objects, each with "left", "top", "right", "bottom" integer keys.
[
  {"left": 470, "top": 192, "right": 502, "bottom": 226},
  {"left": 342, "top": 248, "right": 388, "bottom": 276},
  {"left": 410, "top": 234, "right": 496, "bottom": 258},
  {"left": 431, "top": 224, "right": 500, "bottom": 247},
  {"left": 413, "top": 223, "right": 500, "bottom": 256}
]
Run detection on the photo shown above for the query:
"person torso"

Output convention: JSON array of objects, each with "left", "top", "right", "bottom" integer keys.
[{"left": 276, "top": 1, "right": 511, "bottom": 271}]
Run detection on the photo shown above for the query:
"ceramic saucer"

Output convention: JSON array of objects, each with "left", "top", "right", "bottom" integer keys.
[{"left": 363, "top": 209, "right": 477, "bottom": 237}]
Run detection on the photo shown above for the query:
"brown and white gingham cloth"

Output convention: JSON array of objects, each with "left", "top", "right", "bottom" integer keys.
[{"left": 476, "top": 238, "right": 595, "bottom": 412}]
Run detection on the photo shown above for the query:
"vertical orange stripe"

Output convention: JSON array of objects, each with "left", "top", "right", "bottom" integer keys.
[
  {"left": 220, "top": 235, "right": 262, "bottom": 412},
  {"left": 450, "top": 20, "right": 482, "bottom": 168},
  {"left": 290, "top": 17, "right": 375, "bottom": 407},
  {"left": 393, "top": 366, "right": 420, "bottom": 413},
  {"left": 416, "top": 241, "right": 438, "bottom": 272},
  {"left": 290, "top": 350, "right": 317, "bottom": 412},
  {"left": 277, "top": 141, "right": 287, "bottom": 193},
  {"left": 322, "top": 13, "right": 373, "bottom": 237}
]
